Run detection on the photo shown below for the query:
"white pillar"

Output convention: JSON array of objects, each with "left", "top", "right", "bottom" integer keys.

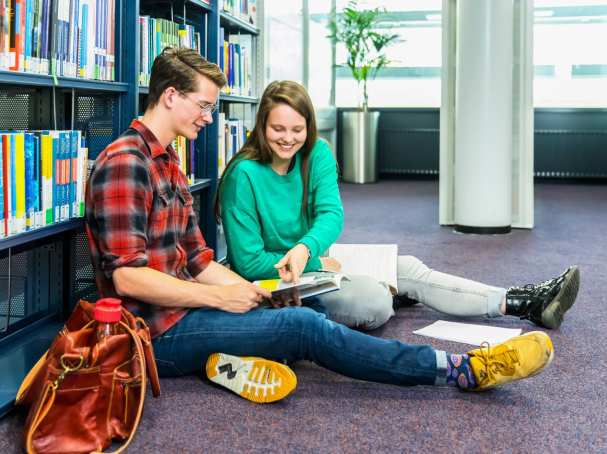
[
  {"left": 440, "top": 0, "right": 534, "bottom": 232},
  {"left": 454, "top": 0, "right": 513, "bottom": 233}
]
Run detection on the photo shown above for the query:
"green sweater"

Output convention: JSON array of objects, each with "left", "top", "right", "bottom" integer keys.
[{"left": 220, "top": 139, "right": 344, "bottom": 281}]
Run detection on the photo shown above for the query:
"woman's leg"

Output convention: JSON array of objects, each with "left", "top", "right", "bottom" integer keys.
[
  {"left": 312, "top": 273, "right": 394, "bottom": 330},
  {"left": 397, "top": 255, "right": 505, "bottom": 317}
]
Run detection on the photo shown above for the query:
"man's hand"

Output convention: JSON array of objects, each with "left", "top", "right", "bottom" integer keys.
[
  {"left": 274, "top": 244, "right": 310, "bottom": 283},
  {"left": 270, "top": 288, "right": 302, "bottom": 308},
  {"left": 215, "top": 283, "right": 272, "bottom": 313},
  {"left": 320, "top": 256, "right": 342, "bottom": 273}
]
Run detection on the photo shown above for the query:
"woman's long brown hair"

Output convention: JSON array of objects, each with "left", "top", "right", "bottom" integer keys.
[{"left": 215, "top": 80, "right": 318, "bottom": 221}]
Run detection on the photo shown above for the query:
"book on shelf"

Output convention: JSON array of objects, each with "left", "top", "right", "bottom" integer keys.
[
  {"left": 219, "top": 28, "right": 253, "bottom": 96},
  {"left": 221, "top": 0, "right": 257, "bottom": 26},
  {"left": 1, "top": 0, "right": 115, "bottom": 81},
  {"left": 0, "top": 130, "right": 88, "bottom": 239},
  {"left": 255, "top": 273, "right": 345, "bottom": 300},
  {"left": 217, "top": 112, "right": 226, "bottom": 175},
  {"left": 138, "top": 15, "right": 202, "bottom": 86},
  {"left": 328, "top": 243, "right": 399, "bottom": 294},
  {"left": 172, "top": 135, "right": 196, "bottom": 185},
  {"left": 217, "top": 114, "right": 248, "bottom": 177}
]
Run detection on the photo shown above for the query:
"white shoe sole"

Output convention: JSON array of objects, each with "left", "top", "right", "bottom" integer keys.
[{"left": 206, "top": 353, "right": 297, "bottom": 403}]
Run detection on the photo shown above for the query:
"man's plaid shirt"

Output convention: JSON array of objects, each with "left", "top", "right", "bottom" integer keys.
[{"left": 85, "top": 119, "right": 214, "bottom": 338}]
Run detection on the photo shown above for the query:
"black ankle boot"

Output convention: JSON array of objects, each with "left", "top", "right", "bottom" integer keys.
[
  {"left": 393, "top": 294, "right": 419, "bottom": 310},
  {"left": 505, "top": 266, "right": 580, "bottom": 329}
]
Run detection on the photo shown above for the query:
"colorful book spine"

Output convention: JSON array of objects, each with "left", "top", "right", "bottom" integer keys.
[
  {"left": 24, "top": 132, "right": 34, "bottom": 228},
  {"left": 14, "top": 132, "right": 25, "bottom": 233},
  {"left": 2, "top": 134, "right": 11, "bottom": 236},
  {"left": 137, "top": 15, "right": 202, "bottom": 86},
  {"left": 0, "top": 129, "right": 87, "bottom": 238},
  {"left": 0, "top": 136, "right": 3, "bottom": 238},
  {"left": 76, "top": 135, "right": 88, "bottom": 217},
  {"left": 32, "top": 133, "right": 41, "bottom": 228},
  {"left": 40, "top": 132, "right": 53, "bottom": 226}
]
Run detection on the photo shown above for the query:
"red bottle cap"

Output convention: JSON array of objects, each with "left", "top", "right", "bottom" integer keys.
[{"left": 93, "top": 298, "right": 122, "bottom": 323}]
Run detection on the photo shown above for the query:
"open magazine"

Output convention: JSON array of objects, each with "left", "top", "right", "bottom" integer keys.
[
  {"left": 328, "top": 243, "right": 398, "bottom": 294},
  {"left": 254, "top": 274, "right": 345, "bottom": 299}
]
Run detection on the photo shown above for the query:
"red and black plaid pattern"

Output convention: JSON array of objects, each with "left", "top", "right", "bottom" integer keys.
[{"left": 85, "top": 119, "right": 214, "bottom": 338}]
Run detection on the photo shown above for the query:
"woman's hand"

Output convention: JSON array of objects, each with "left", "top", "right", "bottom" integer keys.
[
  {"left": 320, "top": 256, "right": 342, "bottom": 273},
  {"left": 274, "top": 244, "right": 310, "bottom": 283}
]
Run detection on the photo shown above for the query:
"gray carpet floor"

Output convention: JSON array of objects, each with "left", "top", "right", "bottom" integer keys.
[{"left": 1, "top": 179, "right": 605, "bottom": 453}]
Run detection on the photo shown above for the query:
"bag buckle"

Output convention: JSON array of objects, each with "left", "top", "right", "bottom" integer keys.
[{"left": 52, "top": 354, "right": 84, "bottom": 389}]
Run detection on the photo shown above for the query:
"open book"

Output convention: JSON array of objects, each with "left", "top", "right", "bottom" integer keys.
[
  {"left": 328, "top": 244, "right": 398, "bottom": 294},
  {"left": 254, "top": 274, "right": 345, "bottom": 299}
]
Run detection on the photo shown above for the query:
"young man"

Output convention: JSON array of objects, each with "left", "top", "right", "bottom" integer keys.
[{"left": 85, "top": 47, "right": 555, "bottom": 405}]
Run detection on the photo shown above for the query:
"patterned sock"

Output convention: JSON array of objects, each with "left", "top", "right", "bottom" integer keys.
[{"left": 446, "top": 353, "right": 477, "bottom": 390}]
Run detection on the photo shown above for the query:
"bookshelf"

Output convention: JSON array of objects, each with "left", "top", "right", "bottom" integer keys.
[{"left": 0, "top": 0, "right": 263, "bottom": 417}]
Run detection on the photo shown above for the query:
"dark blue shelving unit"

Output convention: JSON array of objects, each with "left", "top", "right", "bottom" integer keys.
[{"left": 205, "top": 8, "right": 261, "bottom": 256}]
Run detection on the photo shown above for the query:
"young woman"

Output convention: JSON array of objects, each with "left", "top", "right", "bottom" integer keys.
[{"left": 217, "top": 80, "right": 580, "bottom": 331}]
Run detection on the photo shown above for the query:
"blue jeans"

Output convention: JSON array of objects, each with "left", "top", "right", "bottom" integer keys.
[{"left": 152, "top": 301, "right": 445, "bottom": 387}]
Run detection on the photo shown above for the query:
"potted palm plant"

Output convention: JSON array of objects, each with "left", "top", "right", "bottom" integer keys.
[{"left": 329, "top": 1, "right": 398, "bottom": 183}]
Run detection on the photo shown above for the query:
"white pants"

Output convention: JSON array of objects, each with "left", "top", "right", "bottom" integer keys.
[
  {"left": 397, "top": 255, "right": 505, "bottom": 318},
  {"left": 313, "top": 256, "right": 505, "bottom": 331}
]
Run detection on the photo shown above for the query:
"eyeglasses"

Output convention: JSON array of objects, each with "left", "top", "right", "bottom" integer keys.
[{"left": 178, "top": 91, "right": 218, "bottom": 116}]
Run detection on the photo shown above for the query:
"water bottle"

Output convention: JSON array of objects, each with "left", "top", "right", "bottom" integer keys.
[{"left": 93, "top": 298, "right": 122, "bottom": 340}]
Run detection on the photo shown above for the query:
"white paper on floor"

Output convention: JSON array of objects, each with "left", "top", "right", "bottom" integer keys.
[{"left": 413, "top": 320, "right": 522, "bottom": 346}]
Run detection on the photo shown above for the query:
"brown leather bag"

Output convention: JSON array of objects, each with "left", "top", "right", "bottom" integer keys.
[{"left": 15, "top": 300, "right": 161, "bottom": 453}]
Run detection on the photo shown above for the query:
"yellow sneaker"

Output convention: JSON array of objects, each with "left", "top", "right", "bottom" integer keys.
[
  {"left": 467, "top": 331, "right": 554, "bottom": 391},
  {"left": 205, "top": 353, "right": 297, "bottom": 403}
]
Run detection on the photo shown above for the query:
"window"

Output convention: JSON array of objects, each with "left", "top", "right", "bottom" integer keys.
[
  {"left": 267, "top": 1, "right": 607, "bottom": 108},
  {"left": 264, "top": 0, "right": 304, "bottom": 84},
  {"left": 308, "top": 0, "right": 334, "bottom": 107},
  {"left": 534, "top": 0, "right": 607, "bottom": 107},
  {"left": 334, "top": 0, "right": 443, "bottom": 108}
]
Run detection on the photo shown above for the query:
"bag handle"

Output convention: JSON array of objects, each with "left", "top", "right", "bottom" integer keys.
[
  {"left": 16, "top": 352, "right": 48, "bottom": 405},
  {"left": 25, "top": 382, "right": 57, "bottom": 453},
  {"left": 134, "top": 317, "right": 161, "bottom": 398},
  {"left": 25, "top": 321, "right": 149, "bottom": 454},
  {"left": 92, "top": 320, "right": 148, "bottom": 454}
]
